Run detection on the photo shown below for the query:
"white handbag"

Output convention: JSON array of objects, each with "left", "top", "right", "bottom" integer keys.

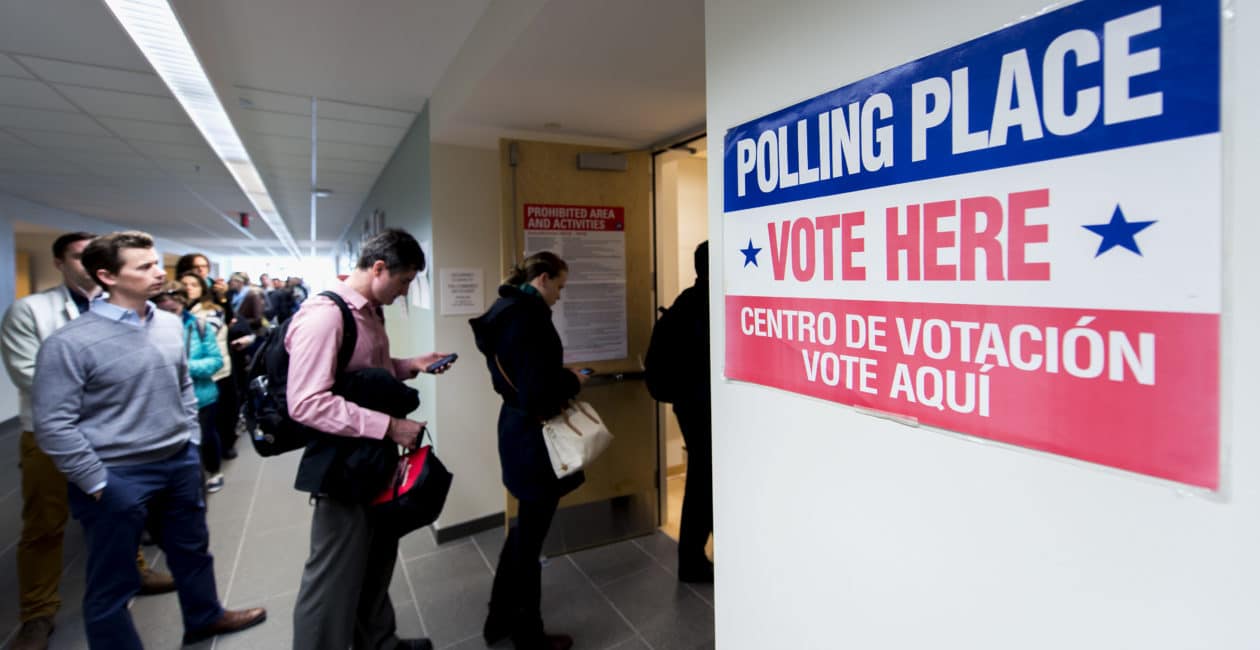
[
  {"left": 496, "top": 356, "right": 614, "bottom": 478},
  {"left": 541, "top": 400, "right": 614, "bottom": 478}
]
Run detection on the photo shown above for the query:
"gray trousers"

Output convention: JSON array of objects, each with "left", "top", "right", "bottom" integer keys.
[{"left": 293, "top": 496, "right": 400, "bottom": 650}]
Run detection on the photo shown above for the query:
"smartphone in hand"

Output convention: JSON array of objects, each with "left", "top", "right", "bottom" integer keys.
[{"left": 426, "top": 353, "right": 458, "bottom": 373}]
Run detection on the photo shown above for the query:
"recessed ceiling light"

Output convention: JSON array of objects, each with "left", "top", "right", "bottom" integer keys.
[
  {"left": 312, "top": 188, "right": 333, "bottom": 198},
  {"left": 102, "top": 0, "right": 301, "bottom": 258}
]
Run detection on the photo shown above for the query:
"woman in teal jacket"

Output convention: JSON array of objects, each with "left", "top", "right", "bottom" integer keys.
[{"left": 154, "top": 282, "right": 226, "bottom": 492}]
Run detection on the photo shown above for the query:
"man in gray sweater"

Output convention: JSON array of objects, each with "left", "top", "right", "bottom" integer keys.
[{"left": 32, "top": 231, "right": 266, "bottom": 650}]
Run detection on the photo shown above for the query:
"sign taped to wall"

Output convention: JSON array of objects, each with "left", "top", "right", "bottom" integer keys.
[
  {"left": 721, "top": 0, "right": 1221, "bottom": 488},
  {"left": 524, "top": 203, "right": 629, "bottom": 363}
]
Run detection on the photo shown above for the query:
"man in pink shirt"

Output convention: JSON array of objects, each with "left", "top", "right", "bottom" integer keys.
[{"left": 286, "top": 229, "right": 454, "bottom": 650}]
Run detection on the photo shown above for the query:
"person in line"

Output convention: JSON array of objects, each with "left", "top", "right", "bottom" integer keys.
[
  {"left": 645, "top": 241, "right": 714, "bottom": 583},
  {"left": 287, "top": 228, "right": 454, "bottom": 650},
  {"left": 180, "top": 271, "right": 238, "bottom": 461},
  {"left": 470, "top": 251, "right": 587, "bottom": 650},
  {"left": 176, "top": 254, "right": 243, "bottom": 458},
  {"left": 227, "top": 290, "right": 269, "bottom": 439},
  {"left": 32, "top": 231, "right": 266, "bottom": 649},
  {"left": 157, "top": 281, "right": 227, "bottom": 493},
  {"left": 175, "top": 253, "right": 231, "bottom": 321},
  {"left": 1, "top": 232, "right": 176, "bottom": 650},
  {"left": 227, "top": 272, "right": 250, "bottom": 312}
]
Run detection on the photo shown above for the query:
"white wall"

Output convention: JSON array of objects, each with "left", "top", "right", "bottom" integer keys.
[
  {"left": 706, "top": 1, "right": 1260, "bottom": 648},
  {"left": 430, "top": 142, "right": 505, "bottom": 528}
]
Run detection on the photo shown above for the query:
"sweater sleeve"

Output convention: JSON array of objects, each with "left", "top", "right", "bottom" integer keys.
[{"left": 31, "top": 335, "right": 108, "bottom": 493}]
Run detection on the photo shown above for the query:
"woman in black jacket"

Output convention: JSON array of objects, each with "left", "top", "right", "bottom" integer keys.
[{"left": 470, "top": 251, "right": 587, "bottom": 650}]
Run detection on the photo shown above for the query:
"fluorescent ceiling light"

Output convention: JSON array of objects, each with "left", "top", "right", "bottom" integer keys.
[{"left": 102, "top": 0, "right": 302, "bottom": 258}]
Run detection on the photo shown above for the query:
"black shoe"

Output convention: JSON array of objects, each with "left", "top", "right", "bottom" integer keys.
[
  {"left": 395, "top": 639, "right": 433, "bottom": 650},
  {"left": 512, "top": 633, "right": 573, "bottom": 650},
  {"left": 678, "top": 560, "right": 714, "bottom": 583},
  {"left": 222, "top": 446, "right": 238, "bottom": 460}
]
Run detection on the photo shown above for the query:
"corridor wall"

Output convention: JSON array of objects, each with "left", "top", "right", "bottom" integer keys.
[{"left": 705, "top": 1, "right": 1260, "bottom": 648}]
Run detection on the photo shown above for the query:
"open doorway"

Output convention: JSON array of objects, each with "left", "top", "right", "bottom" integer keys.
[{"left": 652, "top": 135, "right": 709, "bottom": 558}]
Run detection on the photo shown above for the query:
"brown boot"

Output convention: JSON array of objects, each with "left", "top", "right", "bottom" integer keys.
[
  {"left": 182, "top": 607, "right": 267, "bottom": 644},
  {"left": 138, "top": 568, "right": 177, "bottom": 595},
  {"left": 12, "top": 616, "right": 54, "bottom": 650}
]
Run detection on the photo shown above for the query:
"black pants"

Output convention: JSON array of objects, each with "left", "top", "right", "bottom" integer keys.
[
  {"left": 214, "top": 377, "right": 239, "bottom": 453},
  {"left": 197, "top": 404, "right": 221, "bottom": 475},
  {"left": 674, "top": 404, "right": 713, "bottom": 570},
  {"left": 489, "top": 495, "right": 559, "bottom": 643}
]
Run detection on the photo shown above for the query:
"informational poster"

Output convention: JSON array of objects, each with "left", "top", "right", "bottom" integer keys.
[
  {"left": 440, "top": 267, "right": 484, "bottom": 316},
  {"left": 524, "top": 203, "right": 628, "bottom": 363},
  {"left": 722, "top": 0, "right": 1220, "bottom": 488}
]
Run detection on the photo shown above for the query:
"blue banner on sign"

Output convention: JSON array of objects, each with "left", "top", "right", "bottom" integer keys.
[{"left": 723, "top": 0, "right": 1219, "bottom": 212}]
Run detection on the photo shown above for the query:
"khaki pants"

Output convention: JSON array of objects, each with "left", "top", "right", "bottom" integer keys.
[{"left": 18, "top": 431, "right": 149, "bottom": 623}]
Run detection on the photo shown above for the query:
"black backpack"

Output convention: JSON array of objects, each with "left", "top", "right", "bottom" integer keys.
[{"left": 246, "top": 291, "right": 356, "bottom": 457}]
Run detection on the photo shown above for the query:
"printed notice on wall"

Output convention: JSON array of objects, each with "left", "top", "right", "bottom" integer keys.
[
  {"left": 721, "top": 0, "right": 1221, "bottom": 488},
  {"left": 524, "top": 203, "right": 628, "bottom": 363},
  {"left": 440, "top": 267, "right": 484, "bottom": 316}
]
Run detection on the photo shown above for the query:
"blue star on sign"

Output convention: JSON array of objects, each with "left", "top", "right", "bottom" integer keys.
[
  {"left": 740, "top": 239, "right": 762, "bottom": 267},
  {"left": 1083, "top": 205, "right": 1156, "bottom": 257}
]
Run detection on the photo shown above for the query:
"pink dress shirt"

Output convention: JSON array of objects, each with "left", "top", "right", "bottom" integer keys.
[{"left": 284, "top": 282, "right": 412, "bottom": 440}]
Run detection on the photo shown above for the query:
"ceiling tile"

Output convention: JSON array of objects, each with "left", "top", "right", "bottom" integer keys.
[
  {"left": 248, "top": 134, "right": 310, "bottom": 156},
  {"left": 234, "top": 89, "right": 312, "bottom": 115},
  {"left": 0, "top": 77, "right": 79, "bottom": 111},
  {"left": 129, "top": 140, "right": 213, "bottom": 162},
  {"left": 237, "top": 110, "right": 311, "bottom": 139},
  {"left": 56, "top": 85, "right": 188, "bottom": 124},
  {"left": 318, "top": 100, "right": 415, "bottom": 128},
  {"left": 318, "top": 118, "right": 405, "bottom": 148},
  {"left": 0, "top": 105, "right": 110, "bottom": 136},
  {"left": 17, "top": 130, "right": 133, "bottom": 154},
  {"left": 100, "top": 118, "right": 204, "bottom": 146},
  {"left": 0, "top": 54, "right": 33, "bottom": 78},
  {"left": 17, "top": 56, "right": 171, "bottom": 97},
  {"left": 317, "top": 140, "right": 394, "bottom": 163}
]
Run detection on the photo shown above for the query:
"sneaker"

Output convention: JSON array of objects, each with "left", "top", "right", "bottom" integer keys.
[
  {"left": 205, "top": 474, "right": 225, "bottom": 493},
  {"left": 12, "top": 616, "right": 53, "bottom": 650}
]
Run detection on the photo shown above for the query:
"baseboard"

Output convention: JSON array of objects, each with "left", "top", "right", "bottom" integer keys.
[{"left": 434, "top": 511, "right": 503, "bottom": 544}]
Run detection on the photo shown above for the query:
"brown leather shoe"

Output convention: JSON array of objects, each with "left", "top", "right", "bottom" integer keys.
[
  {"left": 138, "top": 568, "right": 177, "bottom": 595},
  {"left": 12, "top": 617, "right": 54, "bottom": 650},
  {"left": 182, "top": 607, "right": 267, "bottom": 644}
]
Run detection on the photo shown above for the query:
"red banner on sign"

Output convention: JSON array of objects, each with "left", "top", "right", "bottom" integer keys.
[
  {"left": 725, "top": 295, "right": 1219, "bottom": 488},
  {"left": 524, "top": 204, "right": 625, "bottom": 231}
]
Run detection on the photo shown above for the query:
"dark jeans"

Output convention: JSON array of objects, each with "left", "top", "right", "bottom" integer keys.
[
  {"left": 197, "top": 403, "right": 221, "bottom": 474},
  {"left": 489, "top": 495, "right": 560, "bottom": 642},
  {"left": 67, "top": 444, "right": 223, "bottom": 650},
  {"left": 674, "top": 404, "right": 713, "bottom": 569},
  {"left": 214, "top": 377, "right": 240, "bottom": 453}
]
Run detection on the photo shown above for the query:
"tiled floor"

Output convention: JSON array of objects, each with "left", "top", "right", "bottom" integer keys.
[{"left": 0, "top": 419, "right": 714, "bottom": 649}]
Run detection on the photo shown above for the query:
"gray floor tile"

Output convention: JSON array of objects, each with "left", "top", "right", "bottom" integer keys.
[
  {"left": 399, "top": 526, "right": 439, "bottom": 560},
  {"left": 241, "top": 486, "right": 313, "bottom": 535},
  {"left": 472, "top": 526, "right": 507, "bottom": 567},
  {"left": 540, "top": 558, "right": 636, "bottom": 649},
  {"left": 570, "top": 539, "right": 657, "bottom": 587},
  {"left": 404, "top": 541, "right": 494, "bottom": 648},
  {"left": 632, "top": 531, "right": 682, "bottom": 574},
  {"left": 214, "top": 590, "right": 295, "bottom": 650},
  {"left": 600, "top": 563, "right": 714, "bottom": 650},
  {"left": 608, "top": 637, "right": 653, "bottom": 650},
  {"left": 394, "top": 599, "right": 426, "bottom": 640},
  {"left": 222, "top": 521, "right": 309, "bottom": 605}
]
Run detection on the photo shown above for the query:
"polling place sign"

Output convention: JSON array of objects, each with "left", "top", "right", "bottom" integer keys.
[{"left": 722, "top": 0, "right": 1221, "bottom": 488}]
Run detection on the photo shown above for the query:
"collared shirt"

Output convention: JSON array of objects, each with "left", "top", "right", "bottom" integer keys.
[
  {"left": 90, "top": 296, "right": 155, "bottom": 327},
  {"left": 283, "top": 282, "right": 411, "bottom": 440}
]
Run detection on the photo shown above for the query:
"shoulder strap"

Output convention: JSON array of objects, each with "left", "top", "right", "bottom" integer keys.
[
  {"left": 319, "top": 291, "right": 358, "bottom": 373},
  {"left": 493, "top": 355, "right": 517, "bottom": 393}
]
